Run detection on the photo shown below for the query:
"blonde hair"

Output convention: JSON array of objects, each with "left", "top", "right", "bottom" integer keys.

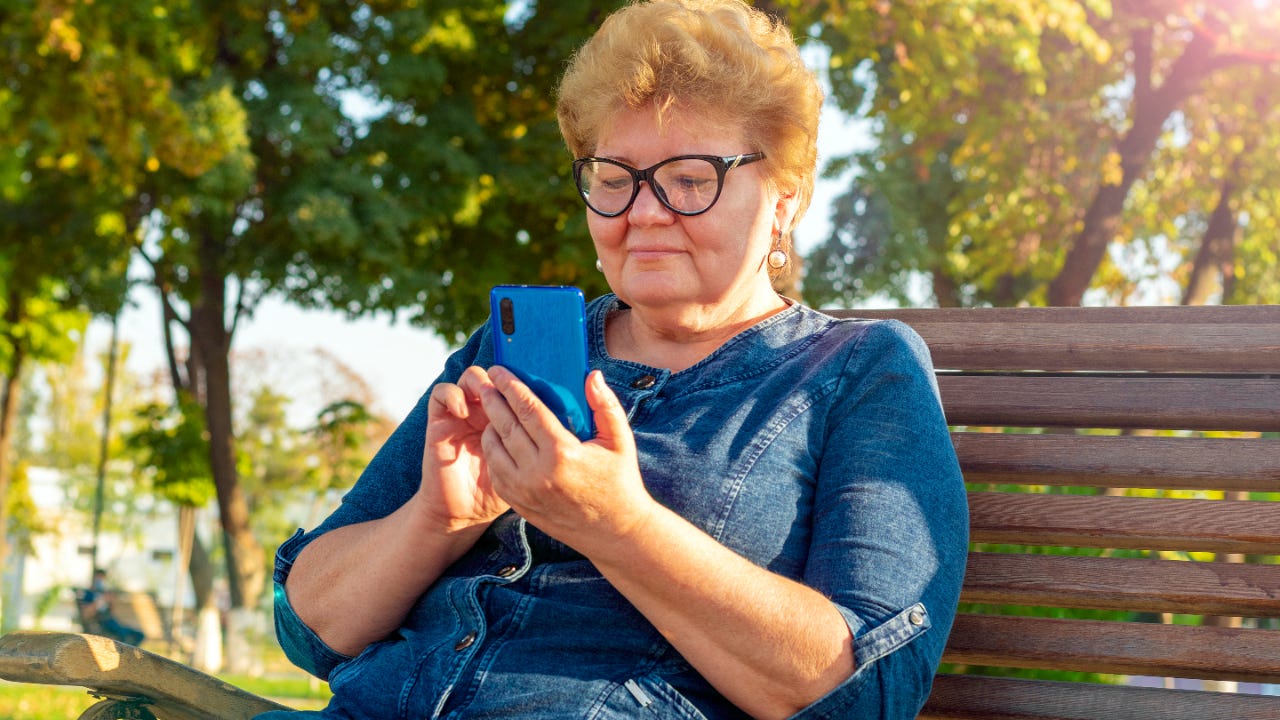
[{"left": 556, "top": 0, "right": 823, "bottom": 248}]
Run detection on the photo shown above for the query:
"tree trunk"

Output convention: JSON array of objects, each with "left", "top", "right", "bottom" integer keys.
[
  {"left": 932, "top": 265, "right": 961, "bottom": 308},
  {"left": 182, "top": 509, "right": 225, "bottom": 673},
  {"left": 187, "top": 235, "right": 264, "bottom": 673},
  {"left": 191, "top": 312, "right": 263, "bottom": 609},
  {"left": 188, "top": 525, "right": 216, "bottom": 612},
  {"left": 188, "top": 527, "right": 223, "bottom": 670},
  {"left": 1047, "top": 25, "right": 1216, "bottom": 306},
  {"left": 1181, "top": 173, "right": 1240, "bottom": 306},
  {"left": 151, "top": 245, "right": 241, "bottom": 671},
  {"left": 0, "top": 358, "right": 22, "bottom": 585},
  {"left": 0, "top": 295, "right": 27, "bottom": 582}
]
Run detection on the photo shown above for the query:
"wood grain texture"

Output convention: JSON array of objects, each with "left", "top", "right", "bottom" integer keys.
[
  {"left": 962, "top": 552, "right": 1280, "bottom": 616},
  {"left": 921, "top": 674, "right": 1280, "bottom": 720},
  {"left": 952, "top": 433, "right": 1280, "bottom": 491},
  {"left": 830, "top": 306, "right": 1280, "bottom": 373},
  {"left": 944, "top": 614, "right": 1280, "bottom": 682},
  {"left": 968, "top": 492, "right": 1280, "bottom": 554},
  {"left": 938, "top": 375, "right": 1280, "bottom": 432}
]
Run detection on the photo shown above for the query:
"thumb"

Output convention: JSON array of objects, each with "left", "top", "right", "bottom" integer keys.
[{"left": 584, "top": 370, "right": 632, "bottom": 449}]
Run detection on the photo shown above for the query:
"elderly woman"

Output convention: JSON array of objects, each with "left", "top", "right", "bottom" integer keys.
[{"left": 261, "top": 1, "right": 967, "bottom": 718}]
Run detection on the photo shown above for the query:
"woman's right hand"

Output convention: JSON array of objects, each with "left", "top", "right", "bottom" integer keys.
[
  {"left": 420, "top": 365, "right": 511, "bottom": 532},
  {"left": 285, "top": 367, "right": 511, "bottom": 657}
]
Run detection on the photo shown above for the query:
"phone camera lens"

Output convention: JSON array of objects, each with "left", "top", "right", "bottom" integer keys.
[{"left": 499, "top": 297, "right": 515, "bottom": 335}]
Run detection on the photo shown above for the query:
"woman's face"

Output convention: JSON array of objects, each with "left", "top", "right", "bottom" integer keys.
[{"left": 587, "top": 106, "right": 795, "bottom": 318}]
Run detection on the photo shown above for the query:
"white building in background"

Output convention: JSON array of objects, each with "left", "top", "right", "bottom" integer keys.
[{"left": 2, "top": 465, "right": 204, "bottom": 635}]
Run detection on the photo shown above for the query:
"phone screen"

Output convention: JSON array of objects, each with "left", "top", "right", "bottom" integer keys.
[{"left": 489, "top": 285, "right": 593, "bottom": 440}]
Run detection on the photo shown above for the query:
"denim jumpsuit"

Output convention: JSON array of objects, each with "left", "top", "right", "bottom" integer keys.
[{"left": 261, "top": 295, "right": 968, "bottom": 719}]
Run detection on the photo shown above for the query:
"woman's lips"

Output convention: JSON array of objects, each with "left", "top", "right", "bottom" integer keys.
[{"left": 628, "top": 248, "right": 683, "bottom": 260}]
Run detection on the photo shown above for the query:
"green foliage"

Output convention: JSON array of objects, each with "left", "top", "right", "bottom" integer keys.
[
  {"left": 236, "top": 385, "right": 311, "bottom": 498},
  {"left": 5, "top": 0, "right": 631, "bottom": 348},
  {"left": 0, "top": 274, "right": 92, "bottom": 369},
  {"left": 309, "top": 399, "right": 379, "bottom": 494},
  {"left": 125, "top": 395, "right": 216, "bottom": 508},
  {"left": 32, "top": 583, "right": 67, "bottom": 624},
  {"left": 5, "top": 462, "right": 53, "bottom": 556},
  {"left": 805, "top": 131, "right": 970, "bottom": 307},
  {"left": 5, "top": 2, "right": 638, "bottom": 608},
  {"left": 793, "top": 1, "right": 1280, "bottom": 308}
]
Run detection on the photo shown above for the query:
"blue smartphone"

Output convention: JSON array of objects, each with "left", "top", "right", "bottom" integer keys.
[{"left": 489, "top": 285, "right": 593, "bottom": 441}]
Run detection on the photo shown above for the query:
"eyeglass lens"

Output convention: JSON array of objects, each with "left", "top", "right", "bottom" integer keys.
[{"left": 578, "top": 157, "right": 726, "bottom": 216}]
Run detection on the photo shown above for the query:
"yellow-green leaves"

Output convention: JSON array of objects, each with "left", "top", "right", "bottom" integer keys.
[{"left": 801, "top": 0, "right": 1279, "bottom": 308}]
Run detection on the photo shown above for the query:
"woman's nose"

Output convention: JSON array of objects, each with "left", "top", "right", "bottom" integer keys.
[{"left": 628, "top": 181, "right": 675, "bottom": 225}]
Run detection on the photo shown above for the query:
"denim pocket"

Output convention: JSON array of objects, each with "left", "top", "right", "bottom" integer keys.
[{"left": 590, "top": 673, "right": 712, "bottom": 719}]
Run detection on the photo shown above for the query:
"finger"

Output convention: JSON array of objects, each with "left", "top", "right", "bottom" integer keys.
[
  {"left": 476, "top": 368, "right": 541, "bottom": 460},
  {"left": 584, "top": 370, "right": 633, "bottom": 451},
  {"left": 456, "top": 365, "right": 495, "bottom": 393},
  {"left": 480, "top": 424, "right": 517, "bottom": 484},
  {"left": 430, "top": 368, "right": 493, "bottom": 429},
  {"left": 428, "top": 382, "right": 470, "bottom": 419},
  {"left": 487, "top": 365, "right": 569, "bottom": 444}
]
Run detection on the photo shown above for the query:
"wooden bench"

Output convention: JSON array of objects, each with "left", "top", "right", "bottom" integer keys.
[
  {"left": 1, "top": 304, "right": 1277, "bottom": 719},
  {"left": 840, "top": 304, "right": 1280, "bottom": 719}
]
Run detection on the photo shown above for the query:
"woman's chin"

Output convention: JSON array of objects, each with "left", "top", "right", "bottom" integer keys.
[{"left": 615, "top": 273, "right": 692, "bottom": 305}]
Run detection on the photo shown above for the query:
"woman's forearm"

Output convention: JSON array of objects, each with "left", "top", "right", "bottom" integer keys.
[
  {"left": 285, "top": 496, "right": 490, "bottom": 657},
  {"left": 585, "top": 505, "right": 855, "bottom": 720}
]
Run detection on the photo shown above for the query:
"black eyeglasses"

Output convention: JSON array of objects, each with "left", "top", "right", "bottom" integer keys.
[{"left": 572, "top": 153, "right": 765, "bottom": 217}]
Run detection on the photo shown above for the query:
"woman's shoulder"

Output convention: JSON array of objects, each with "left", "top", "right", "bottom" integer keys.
[
  {"left": 795, "top": 304, "right": 926, "bottom": 350},
  {"left": 789, "top": 305, "right": 935, "bottom": 374}
]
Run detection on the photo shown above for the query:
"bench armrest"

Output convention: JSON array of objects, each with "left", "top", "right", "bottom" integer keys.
[{"left": 0, "top": 631, "right": 291, "bottom": 720}]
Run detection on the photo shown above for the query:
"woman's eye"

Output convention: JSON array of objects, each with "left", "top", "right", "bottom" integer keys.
[{"left": 674, "top": 176, "right": 712, "bottom": 191}]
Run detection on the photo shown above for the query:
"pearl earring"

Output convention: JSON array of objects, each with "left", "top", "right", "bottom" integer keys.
[
  {"left": 767, "top": 250, "right": 788, "bottom": 270},
  {"left": 595, "top": 258, "right": 604, "bottom": 272}
]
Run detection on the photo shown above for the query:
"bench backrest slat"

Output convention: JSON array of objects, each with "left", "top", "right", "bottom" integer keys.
[
  {"left": 954, "top": 433, "right": 1280, "bottom": 491},
  {"left": 969, "top": 492, "right": 1280, "bottom": 554},
  {"left": 939, "top": 376, "right": 1280, "bottom": 431},
  {"left": 946, "top": 615, "right": 1280, "bottom": 683},
  {"left": 964, "top": 553, "right": 1280, "bottom": 616},
  {"left": 922, "top": 675, "right": 1280, "bottom": 720},
  {"left": 834, "top": 306, "right": 1280, "bottom": 373}
]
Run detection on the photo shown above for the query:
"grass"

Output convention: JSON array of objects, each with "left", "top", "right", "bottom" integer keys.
[
  {"left": 0, "top": 682, "right": 107, "bottom": 719},
  {"left": 0, "top": 672, "right": 331, "bottom": 718},
  {"left": 222, "top": 673, "right": 332, "bottom": 708}
]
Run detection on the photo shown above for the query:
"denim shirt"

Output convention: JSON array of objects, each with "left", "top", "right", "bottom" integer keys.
[{"left": 264, "top": 295, "right": 968, "bottom": 720}]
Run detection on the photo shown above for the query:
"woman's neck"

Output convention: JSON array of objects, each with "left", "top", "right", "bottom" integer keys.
[{"left": 605, "top": 293, "right": 788, "bottom": 373}]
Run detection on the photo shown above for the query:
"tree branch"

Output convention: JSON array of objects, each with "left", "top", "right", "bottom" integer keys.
[{"left": 137, "top": 247, "right": 191, "bottom": 392}]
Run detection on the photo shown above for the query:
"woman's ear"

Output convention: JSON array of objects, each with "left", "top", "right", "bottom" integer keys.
[{"left": 773, "top": 188, "right": 801, "bottom": 240}]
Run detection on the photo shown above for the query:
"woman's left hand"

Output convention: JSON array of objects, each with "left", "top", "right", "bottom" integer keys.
[
  {"left": 476, "top": 366, "right": 657, "bottom": 552},
  {"left": 478, "top": 367, "right": 855, "bottom": 719}
]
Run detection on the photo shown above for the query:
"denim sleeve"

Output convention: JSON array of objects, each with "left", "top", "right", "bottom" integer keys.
[
  {"left": 270, "top": 324, "right": 493, "bottom": 680},
  {"left": 271, "top": 529, "right": 352, "bottom": 680},
  {"left": 793, "top": 320, "right": 969, "bottom": 719}
]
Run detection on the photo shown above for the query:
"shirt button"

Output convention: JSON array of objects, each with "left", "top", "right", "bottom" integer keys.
[
  {"left": 454, "top": 632, "right": 477, "bottom": 651},
  {"left": 909, "top": 610, "right": 925, "bottom": 626},
  {"left": 496, "top": 565, "right": 518, "bottom": 578},
  {"left": 630, "top": 374, "right": 657, "bottom": 390}
]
